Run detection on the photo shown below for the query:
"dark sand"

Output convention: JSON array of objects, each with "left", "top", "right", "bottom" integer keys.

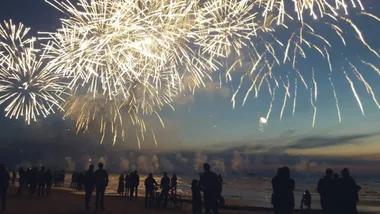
[{"left": 3, "top": 187, "right": 375, "bottom": 214}]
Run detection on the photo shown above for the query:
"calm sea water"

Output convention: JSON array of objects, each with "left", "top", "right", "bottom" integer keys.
[{"left": 60, "top": 173, "right": 380, "bottom": 212}]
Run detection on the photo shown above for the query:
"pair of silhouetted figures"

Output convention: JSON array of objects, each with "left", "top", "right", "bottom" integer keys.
[
  {"left": 317, "top": 168, "right": 360, "bottom": 214},
  {"left": 191, "top": 163, "right": 221, "bottom": 214},
  {"left": 83, "top": 162, "right": 109, "bottom": 210},
  {"left": 142, "top": 171, "right": 178, "bottom": 209}
]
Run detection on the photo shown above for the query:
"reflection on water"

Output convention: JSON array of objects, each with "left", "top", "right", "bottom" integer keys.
[{"left": 60, "top": 173, "right": 380, "bottom": 212}]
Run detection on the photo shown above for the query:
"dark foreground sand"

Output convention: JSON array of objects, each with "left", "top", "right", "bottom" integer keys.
[{"left": 3, "top": 187, "right": 375, "bottom": 214}]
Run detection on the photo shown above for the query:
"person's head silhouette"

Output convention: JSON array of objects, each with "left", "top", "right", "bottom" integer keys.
[
  {"left": 341, "top": 168, "right": 350, "bottom": 178},
  {"left": 173, "top": 173, "right": 176, "bottom": 177},
  {"left": 333, "top": 173, "right": 339, "bottom": 180},
  {"left": 203, "top": 163, "right": 211, "bottom": 172},
  {"left": 282, "top": 167, "right": 290, "bottom": 178},
  {"left": 148, "top": 173, "right": 153, "bottom": 178},
  {"left": 163, "top": 172, "right": 167, "bottom": 177},
  {"left": 89, "top": 164, "right": 94, "bottom": 171},
  {"left": 192, "top": 179, "right": 198, "bottom": 186},
  {"left": 134, "top": 170, "right": 137, "bottom": 174},
  {"left": 325, "top": 168, "right": 333, "bottom": 178},
  {"left": 98, "top": 163, "right": 104, "bottom": 169}
]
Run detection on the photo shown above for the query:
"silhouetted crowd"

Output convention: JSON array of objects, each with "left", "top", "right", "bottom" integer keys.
[
  {"left": 17, "top": 166, "right": 54, "bottom": 197},
  {"left": 0, "top": 161, "right": 363, "bottom": 214},
  {"left": 271, "top": 166, "right": 361, "bottom": 214}
]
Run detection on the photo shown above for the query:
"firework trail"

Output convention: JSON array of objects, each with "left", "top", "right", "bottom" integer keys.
[
  {"left": 0, "top": 20, "right": 65, "bottom": 125},
  {"left": 329, "top": 76, "right": 341, "bottom": 123}
]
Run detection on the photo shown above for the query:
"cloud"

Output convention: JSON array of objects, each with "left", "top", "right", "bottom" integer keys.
[
  {"left": 284, "top": 132, "right": 380, "bottom": 150},
  {"left": 193, "top": 151, "right": 208, "bottom": 172},
  {"left": 175, "top": 79, "right": 231, "bottom": 105}
]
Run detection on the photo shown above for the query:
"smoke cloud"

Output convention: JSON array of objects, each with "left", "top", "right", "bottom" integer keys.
[
  {"left": 65, "top": 157, "right": 76, "bottom": 171},
  {"left": 193, "top": 151, "right": 208, "bottom": 172}
]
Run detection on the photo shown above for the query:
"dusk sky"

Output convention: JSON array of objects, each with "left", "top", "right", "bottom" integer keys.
[{"left": 1, "top": 0, "right": 380, "bottom": 175}]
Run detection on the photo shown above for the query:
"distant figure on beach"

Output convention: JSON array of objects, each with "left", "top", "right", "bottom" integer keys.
[
  {"left": 45, "top": 169, "right": 53, "bottom": 196},
  {"left": 171, "top": 173, "right": 178, "bottom": 195},
  {"left": 30, "top": 167, "right": 38, "bottom": 196},
  {"left": 94, "top": 163, "right": 108, "bottom": 210},
  {"left": 17, "top": 167, "right": 25, "bottom": 195},
  {"left": 300, "top": 190, "right": 311, "bottom": 210},
  {"left": 0, "top": 164, "right": 10, "bottom": 212},
  {"left": 160, "top": 172, "right": 171, "bottom": 207},
  {"left": 192, "top": 179, "right": 202, "bottom": 214},
  {"left": 129, "top": 171, "right": 136, "bottom": 199},
  {"left": 77, "top": 172, "right": 84, "bottom": 189},
  {"left": 117, "top": 173, "right": 125, "bottom": 196},
  {"left": 271, "top": 167, "right": 295, "bottom": 214},
  {"left": 84, "top": 164, "right": 95, "bottom": 210},
  {"left": 134, "top": 170, "right": 140, "bottom": 199},
  {"left": 37, "top": 166, "right": 46, "bottom": 197},
  {"left": 318, "top": 168, "right": 334, "bottom": 214},
  {"left": 339, "top": 168, "right": 359, "bottom": 214},
  {"left": 144, "top": 173, "right": 158, "bottom": 208},
  {"left": 199, "top": 163, "right": 219, "bottom": 214},
  {"left": 124, "top": 174, "right": 129, "bottom": 196},
  {"left": 217, "top": 174, "right": 224, "bottom": 205},
  {"left": 71, "top": 172, "right": 77, "bottom": 188},
  {"left": 11, "top": 170, "right": 16, "bottom": 185}
]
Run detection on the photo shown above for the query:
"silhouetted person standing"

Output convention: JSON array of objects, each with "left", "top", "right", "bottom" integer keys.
[
  {"left": 134, "top": 170, "right": 139, "bottom": 199},
  {"left": 29, "top": 167, "right": 38, "bottom": 196},
  {"left": 37, "top": 166, "right": 46, "bottom": 197},
  {"left": 11, "top": 170, "right": 16, "bottom": 185},
  {"left": 271, "top": 167, "right": 295, "bottom": 214},
  {"left": 171, "top": 173, "right": 178, "bottom": 195},
  {"left": 124, "top": 174, "right": 129, "bottom": 196},
  {"left": 339, "top": 168, "right": 359, "bottom": 214},
  {"left": 0, "top": 164, "right": 10, "bottom": 212},
  {"left": 332, "top": 173, "right": 340, "bottom": 213},
  {"left": 117, "top": 174, "right": 124, "bottom": 196},
  {"left": 84, "top": 165, "right": 95, "bottom": 210},
  {"left": 160, "top": 172, "right": 171, "bottom": 207},
  {"left": 199, "top": 163, "right": 219, "bottom": 214},
  {"left": 94, "top": 163, "right": 108, "bottom": 210},
  {"left": 129, "top": 172, "right": 135, "bottom": 199},
  {"left": 192, "top": 179, "right": 202, "bottom": 214},
  {"left": 17, "top": 167, "right": 25, "bottom": 195},
  {"left": 318, "top": 168, "right": 334, "bottom": 214},
  {"left": 45, "top": 169, "right": 53, "bottom": 196},
  {"left": 144, "top": 173, "right": 158, "bottom": 208}
]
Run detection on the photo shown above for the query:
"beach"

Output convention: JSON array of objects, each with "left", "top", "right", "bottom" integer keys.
[{"left": 4, "top": 186, "right": 378, "bottom": 214}]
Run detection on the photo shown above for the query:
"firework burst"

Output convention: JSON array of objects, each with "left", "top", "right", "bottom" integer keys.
[{"left": 0, "top": 20, "right": 66, "bottom": 124}]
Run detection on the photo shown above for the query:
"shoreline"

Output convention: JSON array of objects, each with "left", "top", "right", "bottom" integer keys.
[{"left": 48, "top": 186, "right": 377, "bottom": 214}]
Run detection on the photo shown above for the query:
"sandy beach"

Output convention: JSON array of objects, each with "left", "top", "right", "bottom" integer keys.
[{"left": 3, "top": 186, "right": 377, "bottom": 214}]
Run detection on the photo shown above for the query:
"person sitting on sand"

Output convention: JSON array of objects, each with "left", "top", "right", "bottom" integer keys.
[
  {"left": 199, "top": 163, "right": 219, "bottom": 214},
  {"left": 117, "top": 173, "right": 125, "bottom": 196},
  {"left": 94, "top": 163, "right": 109, "bottom": 210},
  {"left": 300, "top": 190, "right": 311, "bottom": 210},
  {"left": 0, "top": 164, "right": 10, "bottom": 212},
  {"left": 192, "top": 179, "right": 202, "bottom": 214},
  {"left": 144, "top": 173, "right": 158, "bottom": 208},
  {"left": 84, "top": 165, "right": 95, "bottom": 210}
]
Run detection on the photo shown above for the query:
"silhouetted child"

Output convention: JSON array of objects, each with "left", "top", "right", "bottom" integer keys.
[
  {"left": 300, "top": 190, "right": 311, "bottom": 210},
  {"left": 191, "top": 179, "right": 202, "bottom": 214},
  {"left": 117, "top": 174, "right": 125, "bottom": 196}
]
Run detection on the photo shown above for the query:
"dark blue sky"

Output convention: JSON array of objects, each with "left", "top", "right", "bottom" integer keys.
[{"left": 1, "top": 0, "right": 380, "bottom": 174}]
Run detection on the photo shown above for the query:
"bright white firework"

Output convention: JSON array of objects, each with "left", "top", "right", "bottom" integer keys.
[{"left": 0, "top": 20, "right": 66, "bottom": 125}]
